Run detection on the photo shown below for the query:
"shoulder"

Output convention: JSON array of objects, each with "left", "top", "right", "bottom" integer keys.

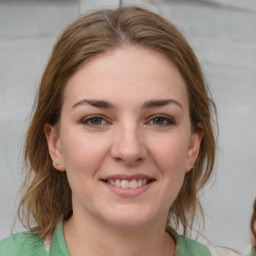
[
  {"left": 0, "top": 231, "right": 47, "bottom": 256},
  {"left": 244, "top": 247, "right": 256, "bottom": 256},
  {"left": 176, "top": 235, "right": 212, "bottom": 256}
]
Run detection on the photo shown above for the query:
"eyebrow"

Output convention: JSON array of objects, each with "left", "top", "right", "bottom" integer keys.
[
  {"left": 71, "top": 98, "right": 183, "bottom": 110},
  {"left": 142, "top": 99, "right": 183, "bottom": 109},
  {"left": 72, "top": 99, "right": 114, "bottom": 109}
]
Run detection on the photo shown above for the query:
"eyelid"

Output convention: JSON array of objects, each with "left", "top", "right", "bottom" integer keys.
[
  {"left": 80, "top": 114, "right": 110, "bottom": 126},
  {"left": 79, "top": 114, "right": 176, "bottom": 127},
  {"left": 147, "top": 114, "right": 176, "bottom": 126}
]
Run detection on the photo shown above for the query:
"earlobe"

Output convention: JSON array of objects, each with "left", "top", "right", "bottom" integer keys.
[
  {"left": 186, "top": 124, "right": 204, "bottom": 172},
  {"left": 44, "top": 123, "right": 65, "bottom": 171}
]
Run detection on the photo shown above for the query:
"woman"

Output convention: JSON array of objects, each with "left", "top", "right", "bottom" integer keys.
[{"left": 0, "top": 6, "right": 216, "bottom": 255}]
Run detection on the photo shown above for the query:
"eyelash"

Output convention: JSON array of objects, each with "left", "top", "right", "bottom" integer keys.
[
  {"left": 147, "top": 115, "right": 176, "bottom": 126},
  {"left": 80, "top": 114, "right": 176, "bottom": 127},
  {"left": 80, "top": 115, "right": 109, "bottom": 126}
]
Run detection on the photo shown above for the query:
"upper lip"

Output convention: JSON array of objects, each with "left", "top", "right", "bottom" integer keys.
[{"left": 101, "top": 174, "right": 155, "bottom": 181}]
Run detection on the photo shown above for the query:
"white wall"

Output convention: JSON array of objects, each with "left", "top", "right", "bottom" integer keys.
[{"left": 0, "top": 0, "right": 255, "bottom": 253}]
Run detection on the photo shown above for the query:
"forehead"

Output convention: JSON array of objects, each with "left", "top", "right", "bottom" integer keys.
[{"left": 63, "top": 46, "right": 189, "bottom": 110}]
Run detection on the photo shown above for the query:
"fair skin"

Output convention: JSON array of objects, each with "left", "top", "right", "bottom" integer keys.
[{"left": 45, "top": 46, "right": 203, "bottom": 256}]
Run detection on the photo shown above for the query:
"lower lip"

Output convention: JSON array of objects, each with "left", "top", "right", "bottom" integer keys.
[{"left": 103, "top": 181, "right": 153, "bottom": 197}]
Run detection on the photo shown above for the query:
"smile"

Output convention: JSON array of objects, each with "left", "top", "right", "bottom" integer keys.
[
  {"left": 107, "top": 179, "right": 150, "bottom": 189},
  {"left": 101, "top": 175, "right": 155, "bottom": 197}
]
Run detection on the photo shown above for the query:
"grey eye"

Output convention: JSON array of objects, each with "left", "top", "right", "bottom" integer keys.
[
  {"left": 89, "top": 117, "right": 104, "bottom": 125},
  {"left": 149, "top": 115, "right": 175, "bottom": 126},
  {"left": 81, "top": 116, "right": 107, "bottom": 126},
  {"left": 152, "top": 117, "right": 166, "bottom": 125}
]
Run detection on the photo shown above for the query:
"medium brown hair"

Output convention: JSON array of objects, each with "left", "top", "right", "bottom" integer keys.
[{"left": 18, "top": 6, "right": 217, "bottom": 237}]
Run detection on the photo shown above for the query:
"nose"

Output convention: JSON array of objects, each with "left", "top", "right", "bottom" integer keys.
[{"left": 110, "top": 124, "right": 147, "bottom": 166}]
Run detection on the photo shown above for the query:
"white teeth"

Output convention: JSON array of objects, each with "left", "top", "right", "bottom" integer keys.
[
  {"left": 108, "top": 179, "right": 150, "bottom": 189},
  {"left": 121, "top": 180, "right": 129, "bottom": 189},
  {"left": 115, "top": 179, "right": 121, "bottom": 187},
  {"left": 129, "top": 179, "right": 137, "bottom": 189}
]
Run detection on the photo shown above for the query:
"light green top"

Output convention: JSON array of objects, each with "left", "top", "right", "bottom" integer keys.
[
  {"left": 0, "top": 222, "right": 211, "bottom": 256},
  {"left": 245, "top": 247, "right": 256, "bottom": 256}
]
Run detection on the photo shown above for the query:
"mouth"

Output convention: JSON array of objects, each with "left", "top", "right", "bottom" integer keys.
[{"left": 102, "top": 178, "right": 154, "bottom": 189}]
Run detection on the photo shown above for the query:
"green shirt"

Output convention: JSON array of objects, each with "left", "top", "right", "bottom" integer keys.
[
  {"left": 0, "top": 222, "right": 211, "bottom": 255},
  {"left": 245, "top": 247, "right": 256, "bottom": 256}
]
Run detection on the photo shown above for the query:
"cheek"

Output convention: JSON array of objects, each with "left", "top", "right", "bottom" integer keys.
[
  {"left": 60, "top": 133, "right": 110, "bottom": 200},
  {"left": 60, "top": 129, "right": 109, "bottom": 175},
  {"left": 149, "top": 133, "right": 189, "bottom": 202},
  {"left": 150, "top": 133, "right": 190, "bottom": 171}
]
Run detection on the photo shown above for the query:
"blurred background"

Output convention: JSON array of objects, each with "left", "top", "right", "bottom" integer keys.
[{"left": 0, "top": 0, "right": 255, "bottom": 254}]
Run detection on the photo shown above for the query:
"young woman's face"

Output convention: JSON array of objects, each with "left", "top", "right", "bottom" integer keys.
[{"left": 46, "top": 47, "right": 202, "bottom": 229}]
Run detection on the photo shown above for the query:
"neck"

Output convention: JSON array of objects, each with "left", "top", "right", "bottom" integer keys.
[{"left": 63, "top": 212, "right": 176, "bottom": 256}]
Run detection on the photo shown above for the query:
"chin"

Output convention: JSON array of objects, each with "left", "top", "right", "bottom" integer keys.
[{"left": 101, "top": 206, "right": 161, "bottom": 230}]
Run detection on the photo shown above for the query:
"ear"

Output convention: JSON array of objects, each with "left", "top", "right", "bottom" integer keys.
[
  {"left": 186, "top": 123, "right": 204, "bottom": 172},
  {"left": 44, "top": 123, "right": 65, "bottom": 172}
]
